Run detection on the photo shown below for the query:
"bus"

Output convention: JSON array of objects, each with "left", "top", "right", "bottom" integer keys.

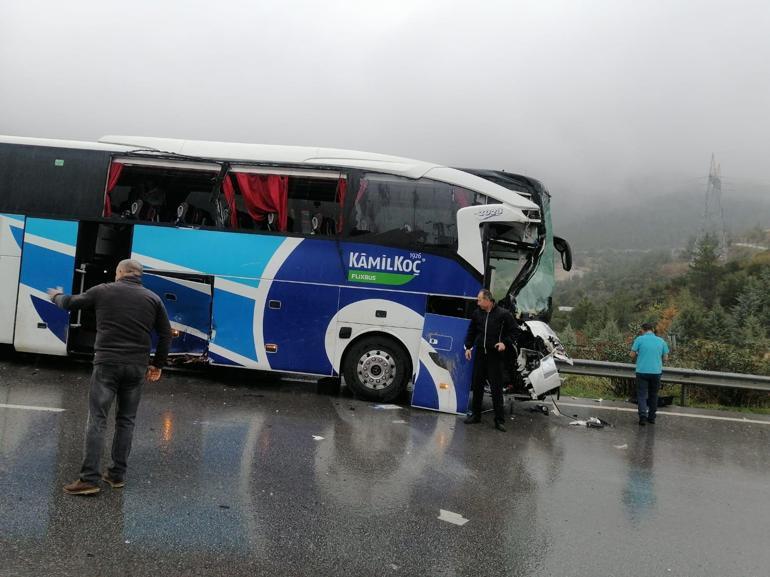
[{"left": 0, "top": 135, "right": 572, "bottom": 414}]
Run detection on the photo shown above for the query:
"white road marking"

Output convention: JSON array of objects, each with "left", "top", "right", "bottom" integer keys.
[
  {"left": 438, "top": 509, "right": 469, "bottom": 526},
  {"left": 0, "top": 403, "right": 65, "bottom": 413},
  {"left": 555, "top": 401, "right": 770, "bottom": 425}
]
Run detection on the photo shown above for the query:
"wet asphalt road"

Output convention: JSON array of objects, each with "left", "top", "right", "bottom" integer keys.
[{"left": 1, "top": 353, "right": 769, "bottom": 577}]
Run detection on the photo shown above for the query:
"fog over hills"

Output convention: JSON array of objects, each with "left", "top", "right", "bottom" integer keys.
[{"left": 550, "top": 176, "right": 770, "bottom": 252}]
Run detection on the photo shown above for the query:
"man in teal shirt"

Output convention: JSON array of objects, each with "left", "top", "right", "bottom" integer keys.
[{"left": 630, "top": 323, "right": 669, "bottom": 426}]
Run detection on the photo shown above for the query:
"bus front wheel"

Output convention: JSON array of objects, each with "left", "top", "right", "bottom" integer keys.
[{"left": 342, "top": 336, "right": 410, "bottom": 402}]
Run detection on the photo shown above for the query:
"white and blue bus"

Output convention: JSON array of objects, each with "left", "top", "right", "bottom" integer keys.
[{"left": 0, "top": 135, "right": 571, "bottom": 414}]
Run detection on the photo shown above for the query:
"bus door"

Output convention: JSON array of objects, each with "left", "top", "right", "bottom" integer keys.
[
  {"left": 142, "top": 272, "right": 213, "bottom": 356},
  {"left": 0, "top": 214, "right": 25, "bottom": 344},
  {"left": 412, "top": 303, "right": 475, "bottom": 415},
  {"left": 14, "top": 218, "right": 79, "bottom": 355}
]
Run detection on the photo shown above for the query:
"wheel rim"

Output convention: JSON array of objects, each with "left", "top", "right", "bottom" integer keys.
[{"left": 356, "top": 348, "right": 397, "bottom": 391}]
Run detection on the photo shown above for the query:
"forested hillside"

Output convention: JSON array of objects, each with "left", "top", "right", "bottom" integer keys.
[{"left": 551, "top": 235, "right": 770, "bottom": 407}]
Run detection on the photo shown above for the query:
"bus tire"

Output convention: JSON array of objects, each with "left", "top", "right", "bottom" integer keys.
[{"left": 342, "top": 335, "right": 411, "bottom": 403}]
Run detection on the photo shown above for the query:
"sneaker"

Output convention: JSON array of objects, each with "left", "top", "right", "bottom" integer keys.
[
  {"left": 102, "top": 473, "right": 125, "bottom": 488},
  {"left": 63, "top": 479, "right": 100, "bottom": 495},
  {"left": 638, "top": 416, "right": 647, "bottom": 426},
  {"left": 647, "top": 418, "right": 656, "bottom": 424},
  {"left": 463, "top": 414, "right": 481, "bottom": 424},
  {"left": 494, "top": 422, "right": 506, "bottom": 432}
]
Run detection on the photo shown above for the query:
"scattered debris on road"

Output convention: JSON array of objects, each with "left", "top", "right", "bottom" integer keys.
[{"left": 438, "top": 509, "right": 469, "bottom": 526}]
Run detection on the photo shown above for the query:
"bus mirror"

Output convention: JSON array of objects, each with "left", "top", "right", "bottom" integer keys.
[{"left": 553, "top": 236, "right": 572, "bottom": 271}]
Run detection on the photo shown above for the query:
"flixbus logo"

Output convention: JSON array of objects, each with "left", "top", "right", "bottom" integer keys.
[{"left": 347, "top": 251, "right": 424, "bottom": 285}]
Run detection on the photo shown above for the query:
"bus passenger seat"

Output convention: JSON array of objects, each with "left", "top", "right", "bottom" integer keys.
[
  {"left": 128, "top": 199, "right": 159, "bottom": 222},
  {"left": 128, "top": 199, "right": 144, "bottom": 219},
  {"left": 321, "top": 216, "right": 336, "bottom": 235},
  {"left": 176, "top": 202, "right": 189, "bottom": 225},
  {"left": 311, "top": 213, "right": 336, "bottom": 236}
]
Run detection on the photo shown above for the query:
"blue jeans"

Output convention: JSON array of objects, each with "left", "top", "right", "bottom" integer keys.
[
  {"left": 80, "top": 364, "right": 145, "bottom": 483},
  {"left": 636, "top": 373, "right": 661, "bottom": 420}
]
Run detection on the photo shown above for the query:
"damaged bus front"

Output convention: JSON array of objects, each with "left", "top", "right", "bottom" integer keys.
[{"left": 463, "top": 170, "right": 573, "bottom": 400}]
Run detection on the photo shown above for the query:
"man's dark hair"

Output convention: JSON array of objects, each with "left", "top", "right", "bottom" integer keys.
[
  {"left": 479, "top": 289, "right": 495, "bottom": 303},
  {"left": 641, "top": 322, "right": 655, "bottom": 332}
]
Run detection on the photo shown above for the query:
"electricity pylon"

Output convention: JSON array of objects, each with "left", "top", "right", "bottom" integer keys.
[{"left": 701, "top": 154, "right": 728, "bottom": 260}]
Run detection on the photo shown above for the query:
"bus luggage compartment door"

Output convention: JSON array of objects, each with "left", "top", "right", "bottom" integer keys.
[
  {"left": 262, "top": 281, "right": 339, "bottom": 375},
  {"left": 0, "top": 214, "right": 25, "bottom": 344},
  {"left": 14, "top": 218, "right": 79, "bottom": 355},
  {"left": 142, "top": 272, "right": 213, "bottom": 356},
  {"left": 411, "top": 314, "right": 474, "bottom": 414}
]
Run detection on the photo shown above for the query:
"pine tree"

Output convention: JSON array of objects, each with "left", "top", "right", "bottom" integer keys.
[
  {"left": 738, "top": 315, "right": 767, "bottom": 346},
  {"left": 732, "top": 276, "right": 765, "bottom": 326},
  {"left": 559, "top": 324, "right": 577, "bottom": 347},
  {"left": 689, "top": 234, "right": 721, "bottom": 306},
  {"left": 597, "top": 319, "right": 622, "bottom": 342}
]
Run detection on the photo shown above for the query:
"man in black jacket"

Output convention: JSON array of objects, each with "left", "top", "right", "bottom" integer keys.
[
  {"left": 463, "top": 289, "right": 519, "bottom": 431},
  {"left": 48, "top": 259, "right": 171, "bottom": 495}
]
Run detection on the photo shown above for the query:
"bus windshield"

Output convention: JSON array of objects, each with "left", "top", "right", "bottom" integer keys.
[
  {"left": 488, "top": 241, "right": 531, "bottom": 303},
  {"left": 513, "top": 193, "right": 555, "bottom": 317}
]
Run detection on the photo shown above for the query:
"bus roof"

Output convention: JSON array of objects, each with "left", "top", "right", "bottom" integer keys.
[
  {"left": 0, "top": 135, "right": 136, "bottom": 153},
  {"left": 0, "top": 134, "right": 538, "bottom": 211}
]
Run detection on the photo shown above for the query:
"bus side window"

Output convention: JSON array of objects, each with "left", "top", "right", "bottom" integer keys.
[
  {"left": 286, "top": 176, "right": 340, "bottom": 236},
  {"left": 351, "top": 173, "right": 472, "bottom": 248},
  {"left": 351, "top": 175, "right": 413, "bottom": 241},
  {"left": 110, "top": 164, "right": 218, "bottom": 226}
]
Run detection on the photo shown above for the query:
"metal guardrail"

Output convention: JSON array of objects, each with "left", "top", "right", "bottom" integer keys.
[{"left": 556, "top": 358, "right": 770, "bottom": 405}]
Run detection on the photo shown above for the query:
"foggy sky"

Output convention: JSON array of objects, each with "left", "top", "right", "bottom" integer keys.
[{"left": 2, "top": 0, "right": 769, "bottom": 202}]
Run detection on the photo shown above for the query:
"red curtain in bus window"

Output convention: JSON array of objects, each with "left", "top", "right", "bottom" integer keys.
[
  {"left": 354, "top": 179, "right": 368, "bottom": 203},
  {"left": 453, "top": 187, "right": 471, "bottom": 208},
  {"left": 221, "top": 175, "right": 239, "bottom": 229},
  {"left": 336, "top": 178, "right": 347, "bottom": 233},
  {"left": 235, "top": 173, "right": 289, "bottom": 231},
  {"left": 103, "top": 162, "right": 123, "bottom": 217}
]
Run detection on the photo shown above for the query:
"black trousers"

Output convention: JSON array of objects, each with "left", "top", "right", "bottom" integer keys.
[
  {"left": 470, "top": 350, "right": 506, "bottom": 423},
  {"left": 636, "top": 373, "right": 662, "bottom": 420}
]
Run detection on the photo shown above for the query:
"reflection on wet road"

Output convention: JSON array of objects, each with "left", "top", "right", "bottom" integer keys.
[{"left": 1, "top": 355, "right": 769, "bottom": 577}]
